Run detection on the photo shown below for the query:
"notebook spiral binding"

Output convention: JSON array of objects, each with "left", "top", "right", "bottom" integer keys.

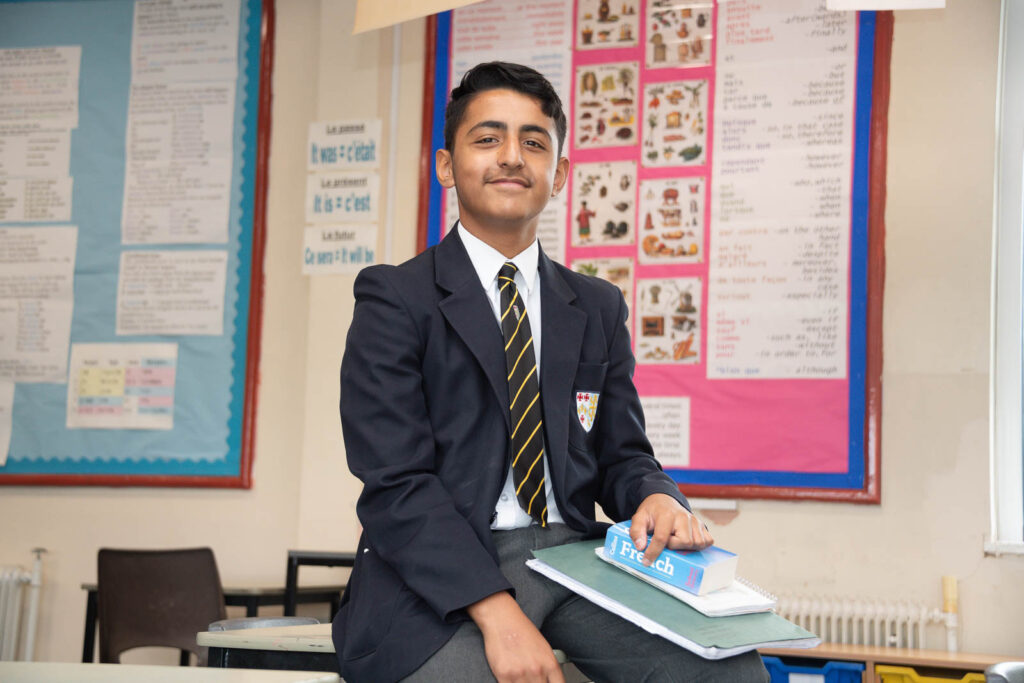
[{"left": 737, "top": 577, "right": 776, "bottom": 601}]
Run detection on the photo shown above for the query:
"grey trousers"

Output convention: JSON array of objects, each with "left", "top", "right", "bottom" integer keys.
[{"left": 401, "top": 524, "right": 769, "bottom": 683}]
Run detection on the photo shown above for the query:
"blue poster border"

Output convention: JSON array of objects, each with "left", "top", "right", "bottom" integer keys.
[{"left": 421, "top": 6, "right": 886, "bottom": 501}]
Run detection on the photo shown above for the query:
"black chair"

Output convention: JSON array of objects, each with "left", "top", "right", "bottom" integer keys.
[{"left": 97, "top": 547, "right": 227, "bottom": 665}]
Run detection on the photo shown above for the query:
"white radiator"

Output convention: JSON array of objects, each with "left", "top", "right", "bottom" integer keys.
[
  {"left": 776, "top": 592, "right": 957, "bottom": 650},
  {"left": 0, "top": 550, "right": 44, "bottom": 662}
]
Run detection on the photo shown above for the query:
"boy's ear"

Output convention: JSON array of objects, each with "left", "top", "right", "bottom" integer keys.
[
  {"left": 551, "top": 156, "right": 570, "bottom": 197},
  {"left": 436, "top": 149, "right": 455, "bottom": 189}
]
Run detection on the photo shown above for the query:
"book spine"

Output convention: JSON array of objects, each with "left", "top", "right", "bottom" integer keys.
[{"left": 603, "top": 527, "right": 704, "bottom": 592}]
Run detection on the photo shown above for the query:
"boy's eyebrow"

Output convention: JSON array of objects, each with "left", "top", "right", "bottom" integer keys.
[
  {"left": 519, "top": 124, "right": 553, "bottom": 141},
  {"left": 466, "top": 120, "right": 552, "bottom": 142}
]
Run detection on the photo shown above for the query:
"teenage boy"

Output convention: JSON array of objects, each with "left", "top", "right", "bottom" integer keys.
[{"left": 333, "top": 61, "right": 768, "bottom": 683}]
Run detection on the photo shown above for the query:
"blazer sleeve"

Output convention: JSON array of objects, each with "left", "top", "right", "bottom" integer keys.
[
  {"left": 340, "top": 266, "right": 512, "bottom": 622},
  {"left": 592, "top": 291, "right": 691, "bottom": 520}
]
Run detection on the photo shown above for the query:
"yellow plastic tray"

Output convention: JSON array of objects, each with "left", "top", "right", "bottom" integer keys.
[{"left": 875, "top": 664, "right": 985, "bottom": 683}]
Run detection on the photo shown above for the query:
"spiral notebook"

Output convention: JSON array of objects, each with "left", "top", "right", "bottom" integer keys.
[
  {"left": 527, "top": 539, "right": 819, "bottom": 660},
  {"left": 596, "top": 547, "right": 776, "bottom": 617}
]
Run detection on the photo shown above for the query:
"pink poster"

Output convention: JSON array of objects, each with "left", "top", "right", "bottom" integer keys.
[{"left": 438, "top": 0, "right": 868, "bottom": 491}]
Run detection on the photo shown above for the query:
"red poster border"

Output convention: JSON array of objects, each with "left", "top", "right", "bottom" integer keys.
[{"left": 419, "top": 9, "right": 889, "bottom": 504}]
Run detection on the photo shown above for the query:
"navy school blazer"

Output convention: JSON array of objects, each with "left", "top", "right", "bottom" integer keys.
[{"left": 332, "top": 228, "right": 689, "bottom": 682}]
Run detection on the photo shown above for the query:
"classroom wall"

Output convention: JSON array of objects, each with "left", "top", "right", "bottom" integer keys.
[{"left": 0, "top": 0, "right": 1020, "bottom": 664}]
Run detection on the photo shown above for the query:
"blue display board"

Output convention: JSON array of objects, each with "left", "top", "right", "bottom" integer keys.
[{"left": 0, "top": 0, "right": 272, "bottom": 487}]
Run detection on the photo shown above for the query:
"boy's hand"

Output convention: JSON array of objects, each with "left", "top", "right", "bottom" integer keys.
[
  {"left": 630, "top": 493, "right": 714, "bottom": 566},
  {"left": 468, "top": 591, "right": 566, "bottom": 683}
]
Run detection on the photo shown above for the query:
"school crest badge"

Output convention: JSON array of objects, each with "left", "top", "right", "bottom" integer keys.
[{"left": 576, "top": 391, "right": 599, "bottom": 433}]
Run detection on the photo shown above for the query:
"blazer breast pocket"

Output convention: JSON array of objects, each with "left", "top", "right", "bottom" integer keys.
[{"left": 569, "top": 361, "right": 608, "bottom": 448}]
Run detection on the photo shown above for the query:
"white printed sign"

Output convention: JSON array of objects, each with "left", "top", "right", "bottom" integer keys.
[
  {"left": 640, "top": 396, "right": 690, "bottom": 467},
  {"left": 67, "top": 343, "right": 178, "bottom": 430},
  {"left": 0, "top": 177, "right": 73, "bottom": 223},
  {"left": 0, "top": 46, "right": 81, "bottom": 129},
  {"left": 0, "top": 129, "right": 71, "bottom": 178},
  {"left": 305, "top": 171, "right": 380, "bottom": 224},
  {"left": 116, "top": 250, "right": 228, "bottom": 336},
  {"left": 302, "top": 224, "right": 377, "bottom": 275},
  {"left": 131, "top": 0, "right": 240, "bottom": 82},
  {"left": 0, "top": 226, "right": 77, "bottom": 382},
  {"left": 308, "top": 119, "right": 382, "bottom": 171},
  {"left": 0, "top": 381, "right": 13, "bottom": 465}
]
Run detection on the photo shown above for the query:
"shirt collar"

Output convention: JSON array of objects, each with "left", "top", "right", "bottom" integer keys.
[{"left": 457, "top": 222, "right": 539, "bottom": 295}]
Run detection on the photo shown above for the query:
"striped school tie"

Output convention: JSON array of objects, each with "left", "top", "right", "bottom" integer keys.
[{"left": 498, "top": 261, "right": 547, "bottom": 527}]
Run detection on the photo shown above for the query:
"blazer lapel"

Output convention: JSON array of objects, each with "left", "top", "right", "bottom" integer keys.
[
  {"left": 538, "top": 251, "right": 586, "bottom": 487},
  {"left": 436, "top": 229, "right": 511, "bottom": 430}
]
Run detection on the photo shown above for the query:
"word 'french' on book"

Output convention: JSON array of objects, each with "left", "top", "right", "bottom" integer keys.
[{"left": 604, "top": 520, "right": 737, "bottom": 596}]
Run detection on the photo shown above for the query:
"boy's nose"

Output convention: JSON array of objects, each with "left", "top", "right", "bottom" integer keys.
[{"left": 498, "top": 139, "right": 524, "bottom": 168}]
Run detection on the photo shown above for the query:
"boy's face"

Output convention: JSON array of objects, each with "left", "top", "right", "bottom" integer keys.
[{"left": 436, "top": 88, "right": 568, "bottom": 234}]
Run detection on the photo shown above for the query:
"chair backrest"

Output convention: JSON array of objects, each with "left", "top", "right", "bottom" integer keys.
[{"left": 97, "top": 547, "right": 226, "bottom": 665}]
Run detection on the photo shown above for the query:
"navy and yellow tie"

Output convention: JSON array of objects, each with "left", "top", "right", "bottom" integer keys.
[{"left": 498, "top": 261, "right": 547, "bottom": 526}]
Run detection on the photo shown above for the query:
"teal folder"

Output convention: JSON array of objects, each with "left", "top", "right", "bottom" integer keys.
[{"left": 528, "top": 540, "right": 819, "bottom": 660}]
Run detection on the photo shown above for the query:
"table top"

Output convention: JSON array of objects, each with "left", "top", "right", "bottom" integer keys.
[
  {"left": 759, "top": 642, "right": 1021, "bottom": 670},
  {"left": 0, "top": 662, "right": 339, "bottom": 682},
  {"left": 196, "top": 624, "right": 574, "bottom": 665},
  {"left": 197, "top": 624, "right": 334, "bottom": 654},
  {"left": 287, "top": 550, "right": 356, "bottom": 564}
]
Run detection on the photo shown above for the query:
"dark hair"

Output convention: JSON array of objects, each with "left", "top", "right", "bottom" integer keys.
[{"left": 444, "top": 61, "right": 567, "bottom": 157}]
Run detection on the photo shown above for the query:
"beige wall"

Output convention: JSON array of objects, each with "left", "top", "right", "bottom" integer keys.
[{"left": 0, "top": 0, "right": 1021, "bottom": 663}]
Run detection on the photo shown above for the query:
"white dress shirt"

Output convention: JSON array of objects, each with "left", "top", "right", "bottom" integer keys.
[{"left": 457, "top": 223, "right": 564, "bottom": 529}]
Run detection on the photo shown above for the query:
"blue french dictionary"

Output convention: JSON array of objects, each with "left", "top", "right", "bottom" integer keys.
[{"left": 603, "top": 521, "right": 738, "bottom": 596}]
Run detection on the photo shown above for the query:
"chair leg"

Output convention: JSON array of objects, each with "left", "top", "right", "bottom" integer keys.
[
  {"left": 82, "top": 590, "right": 98, "bottom": 663},
  {"left": 284, "top": 556, "right": 299, "bottom": 617}
]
